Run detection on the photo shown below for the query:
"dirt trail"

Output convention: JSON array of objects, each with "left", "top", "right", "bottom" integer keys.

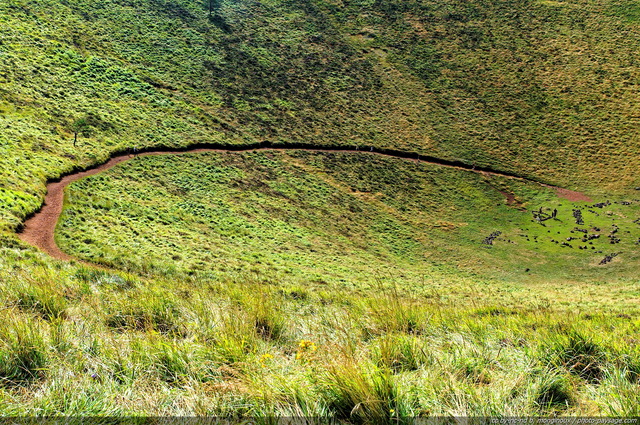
[
  {"left": 17, "top": 143, "right": 592, "bottom": 261},
  {"left": 543, "top": 184, "right": 593, "bottom": 203}
]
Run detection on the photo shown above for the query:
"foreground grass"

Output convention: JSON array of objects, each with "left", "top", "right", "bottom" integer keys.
[{"left": 0, "top": 247, "right": 639, "bottom": 417}]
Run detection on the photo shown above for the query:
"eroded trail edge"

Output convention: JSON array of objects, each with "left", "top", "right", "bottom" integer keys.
[{"left": 17, "top": 142, "right": 592, "bottom": 261}]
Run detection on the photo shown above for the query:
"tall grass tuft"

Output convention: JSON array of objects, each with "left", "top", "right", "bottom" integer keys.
[
  {"left": 598, "top": 368, "right": 640, "bottom": 415},
  {"left": 543, "top": 330, "right": 610, "bottom": 383},
  {"left": 0, "top": 313, "right": 48, "bottom": 386},
  {"left": 196, "top": 302, "right": 259, "bottom": 365},
  {"left": 245, "top": 291, "right": 287, "bottom": 342},
  {"left": 105, "top": 292, "right": 185, "bottom": 336},
  {"left": 534, "top": 372, "right": 574, "bottom": 411},
  {"left": 143, "top": 339, "right": 207, "bottom": 385},
  {"left": 373, "top": 334, "right": 430, "bottom": 373},
  {"left": 319, "top": 359, "right": 402, "bottom": 424},
  {"left": 362, "top": 286, "right": 427, "bottom": 337},
  {"left": 3, "top": 279, "right": 68, "bottom": 321}
]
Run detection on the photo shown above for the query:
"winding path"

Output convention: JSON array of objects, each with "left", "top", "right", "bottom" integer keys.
[{"left": 17, "top": 141, "right": 592, "bottom": 261}]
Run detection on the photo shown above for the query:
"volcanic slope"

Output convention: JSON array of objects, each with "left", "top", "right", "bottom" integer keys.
[
  {"left": 2, "top": 149, "right": 640, "bottom": 416},
  {"left": 2, "top": 0, "right": 640, "bottom": 416},
  {"left": 1, "top": 0, "right": 640, "bottom": 235},
  {"left": 57, "top": 150, "right": 640, "bottom": 289}
]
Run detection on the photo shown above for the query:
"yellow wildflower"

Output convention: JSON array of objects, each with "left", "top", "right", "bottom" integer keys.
[
  {"left": 259, "top": 353, "right": 274, "bottom": 367},
  {"left": 296, "top": 339, "right": 318, "bottom": 362}
]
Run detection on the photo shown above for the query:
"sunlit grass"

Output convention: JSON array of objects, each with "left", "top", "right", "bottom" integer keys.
[
  {"left": 1, "top": 0, "right": 640, "bottom": 232},
  {"left": 2, "top": 0, "right": 640, "bottom": 416},
  {"left": 57, "top": 151, "right": 640, "bottom": 293}
]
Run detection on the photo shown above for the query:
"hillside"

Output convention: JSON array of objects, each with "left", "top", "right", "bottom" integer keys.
[
  {"left": 57, "top": 150, "right": 640, "bottom": 286},
  {"left": 1, "top": 0, "right": 640, "bottom": 418},
  {"left": 1, "top": 0, "right": 640, "bottom": 233}
]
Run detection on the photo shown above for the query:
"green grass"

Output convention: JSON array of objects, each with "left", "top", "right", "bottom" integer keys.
[
  {"left": 0, "top": 312, "right": 48, "bottom": 386},
  {"left": 57, "top": 151, "right": 640, "bottom": 295},
  {"left": 1, "top": 0, "right": 640, "bottom": 233},
  {"left": 0, "top": 252, "right": 639, "bottom": 415},
  {"left": 2, "top": 0, "right": 640, "bottom": 416}
]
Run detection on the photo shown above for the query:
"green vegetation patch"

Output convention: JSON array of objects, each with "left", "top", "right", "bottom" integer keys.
[
  {"left": 609, "top": 0, "right": 640, "bottom": 22},
  {"left": 1, "top": 0, "right": 640, "bottom": 233},
  {"left": 58, "top": 151, "right": 640, "bottom": 298},
  {"left": 0, "top": 253, "right": 639, "bottom": 414},
  {"left": 2, "top": 0, "right": 640, "bottom": 415}
]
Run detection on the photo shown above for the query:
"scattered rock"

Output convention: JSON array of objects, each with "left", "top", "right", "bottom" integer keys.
[
  {"left": 482, "top": 231, "right": 502, "bottom": 245},
  {"left": 599, "top": 252, "right": 620, "bottom": 265},
  {"left": 572, "top": 209, "right": 584, "bottom": 225}
]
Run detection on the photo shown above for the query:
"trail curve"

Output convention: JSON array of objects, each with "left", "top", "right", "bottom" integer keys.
[{"left": 17, "top": 141, "right": 592, "bottom": 261}]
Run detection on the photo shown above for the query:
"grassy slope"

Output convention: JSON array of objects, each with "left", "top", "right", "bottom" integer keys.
[
  {"left": 329, "top": 0, "right": 640, "bottom": 191},
  {"left": 1, "top": 0, "right": 639, "bottom": 232},
  {"left": 1, "top": 249, "right": 640, "bottom": 416},
  {"left": 58, "top": 151, "right": 640, "bottom": 305},
  {"left": 1, "top": 0, "right": 640, "bottom": 416}
]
